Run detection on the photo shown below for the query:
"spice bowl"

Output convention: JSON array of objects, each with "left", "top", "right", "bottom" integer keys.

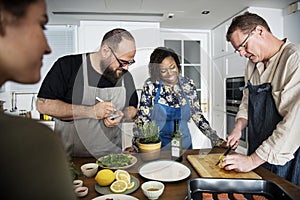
[
  {"left": 74, "top": 186, "right": 88, "bottom": 197},
  {"left": 80, "top": 163, "right": 98, "bottom": 178},
  {"left": 141, "top": 181, "right": 165, "bottom": 200},
  {"left": 73, "top": 179, "right": 83, "bottom": 189}
]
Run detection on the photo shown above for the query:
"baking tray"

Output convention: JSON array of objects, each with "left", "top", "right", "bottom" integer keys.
[{"left": 187, "top": 178, "right": 293, "bottom": 200}]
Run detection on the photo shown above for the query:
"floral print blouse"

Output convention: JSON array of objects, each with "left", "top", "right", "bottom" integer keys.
[{"left": 133, "top": 75, "right": 222, "bottom": 147}]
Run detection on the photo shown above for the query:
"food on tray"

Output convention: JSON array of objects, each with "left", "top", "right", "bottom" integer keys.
[
  {"left": 218, "top": 155, "right": 225, "bottom": 168},
  {"left": 97, "top": 153, "right": 135, "bottom": 168},
  {"left": 202, "top": 192, "right": 213, "bottom": 200},
  {"left": 252, "top": 194, "right": 269, "bottom": 200},
  {"left": 95, "top": 169, "right": 115, "bottom": 186},
  {"left": 95, "top": 169, "right": 136, "bottom": 194},
  {"left": 217, "top": 193, "right": 230, "bottom": 200},
  {"left": 233, "top": 193, "right": 247, "bottom": 200}
]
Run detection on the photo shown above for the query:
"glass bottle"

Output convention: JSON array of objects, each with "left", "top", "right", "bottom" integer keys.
[{"left": 171, "top": 120, "right": 182, "bottom": 162}]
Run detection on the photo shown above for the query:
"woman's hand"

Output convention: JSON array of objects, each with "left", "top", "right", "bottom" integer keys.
[{"left": 123, "top": 146, "right": 137, "bottom": 153}]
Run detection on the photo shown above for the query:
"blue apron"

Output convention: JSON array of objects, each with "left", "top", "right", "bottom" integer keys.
[
  {"left": 246, "top": 47, "right": 300, "bottom": 185},
  {"left": 150, "top": 80, "right": 192, "bottom": 150}
]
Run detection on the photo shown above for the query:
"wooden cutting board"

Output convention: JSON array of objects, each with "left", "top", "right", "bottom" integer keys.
[{"left": 187, "top": 154, "right": 261, "bottom": 179}]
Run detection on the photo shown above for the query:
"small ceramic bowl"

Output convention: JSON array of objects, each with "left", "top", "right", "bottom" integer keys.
[
  {"left": 74, "top": 186, "right": 88, "bottom": 197},
  {"left": 80, "top": 163, "right": 98, "bottom": 178},
  {"left": 141, "top": 181, "right": 165, "bottom": 200},
  {"left": 73, "top": 179, "right": 83, "bottom": 189}
]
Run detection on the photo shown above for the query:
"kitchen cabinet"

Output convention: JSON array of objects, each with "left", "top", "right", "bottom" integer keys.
[
  {"left": 212, "top": 57, "right": 225, "bottom": 111},
  {"left": 212, "top": 22, "right": 234, "bottom": 59},
  {"left": 211, "top": 109, "right": 226, "bottom": 140}
]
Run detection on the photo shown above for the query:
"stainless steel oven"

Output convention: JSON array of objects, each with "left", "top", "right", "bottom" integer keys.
[{"left": 226, "top": 77, "right": 248, "bottom": 150}]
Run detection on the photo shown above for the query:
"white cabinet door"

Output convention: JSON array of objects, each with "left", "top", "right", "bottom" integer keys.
[
  {"left": 212, "top": 57, "right": 225, "bottom": 111},
  {"left": 212, "top": 24, "right": 226, "bottom": 58},
  {"left": 225, "top": 53, "right": 247, "bottom": 77},
  {"left": 211, "top": 109, "right": 226, "bottom": 140},
  {"left": 212, "top": 22, "right": 235, "bottom": 59}
]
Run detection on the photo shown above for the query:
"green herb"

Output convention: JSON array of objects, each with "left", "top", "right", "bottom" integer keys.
[
  {"left": 138, "top": 121, "right": 160, "bottom": 144},
  {"left": 97, "top": 153, "right": 134, "bottom": 167}
]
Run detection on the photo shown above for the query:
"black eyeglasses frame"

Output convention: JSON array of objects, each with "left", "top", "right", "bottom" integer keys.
[{"left": 108, "top": 46, "right": 135, "bottom": 67}]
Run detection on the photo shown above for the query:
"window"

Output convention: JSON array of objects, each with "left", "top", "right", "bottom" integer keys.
[
  {"left": 5, "top": 25, "right": 77, "bottom": 92},
  {"left": 164, "top": 40, "right": 202, "bottom": 104}
]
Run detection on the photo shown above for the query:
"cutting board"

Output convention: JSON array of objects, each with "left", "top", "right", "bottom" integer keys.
[{"left": 187, "top": 154, "right": 262, "bottom": 179}]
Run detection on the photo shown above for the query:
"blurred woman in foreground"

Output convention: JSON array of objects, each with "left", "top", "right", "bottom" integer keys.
[{"left": 0, "top": 0, "right": 76, "bottom": 199}]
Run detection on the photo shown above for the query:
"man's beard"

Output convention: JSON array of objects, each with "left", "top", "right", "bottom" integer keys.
[{"left": 100, "top": 60, "right": 127, "bottom": 85}]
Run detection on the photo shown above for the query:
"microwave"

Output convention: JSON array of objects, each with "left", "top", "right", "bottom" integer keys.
[{"left": 226, "top": 77, "right": 245, "bottom": 113}]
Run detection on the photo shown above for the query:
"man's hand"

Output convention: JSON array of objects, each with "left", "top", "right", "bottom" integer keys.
[
  {"left": 93, "top": 102, "right": 116, "bottom": 119},
  {"left": 103, "top": 110, "right": 124, "bottom": 127},
  {"left": 221, "top": 152, "right": 265, "bottom": 172}
]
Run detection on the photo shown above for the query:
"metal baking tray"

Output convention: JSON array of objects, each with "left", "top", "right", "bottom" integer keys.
[{"left": 187, "top": 178, "right": 293, "bottom": 200}]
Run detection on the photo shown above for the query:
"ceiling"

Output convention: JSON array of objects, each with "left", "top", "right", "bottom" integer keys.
[{"left": 46, "top": 0, "right": 297, "bottom": 29}]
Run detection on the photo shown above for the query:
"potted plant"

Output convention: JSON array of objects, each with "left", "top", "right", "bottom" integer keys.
[{"left": 136, "top": 121, "right": 162, "bottom": 161}]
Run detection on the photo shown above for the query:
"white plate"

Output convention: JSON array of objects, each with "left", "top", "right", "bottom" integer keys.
[
  {"left": 139, "top": 160, "right": 191, "bottom": 182},
  {"left": 92, "top": 194, "right": 139, "bottom": 200}
]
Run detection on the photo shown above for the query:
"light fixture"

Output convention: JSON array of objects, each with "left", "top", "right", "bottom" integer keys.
[{"left": 201, "top": 10, "right": 210, "bottom": 15}]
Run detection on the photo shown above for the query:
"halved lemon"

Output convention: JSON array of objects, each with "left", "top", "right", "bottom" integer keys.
[
  {"left": 115, "top": 170, "right": 131, "bottom": 185},
  {"left": 110, "top": 180, "right": 128, "bottom": 193},
  {"left": 126, "top": 181, "right": 135, "bottom": 190}
]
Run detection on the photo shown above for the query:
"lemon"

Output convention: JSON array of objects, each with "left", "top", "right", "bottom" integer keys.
[
  {"left": 114, "top": 170, "right": 131, "bottom": 185},
  {"left": 126, "top": 181, "right": 135, "bottom": 190},
  {"left": 110, "top": 180, "right": 128, "bottom": 193},
  {"left": 95, "top": 169, "right": 115, "bottom": 186},
  {"left": 218, "top": 155, "right": 225, "bottom": 168}
]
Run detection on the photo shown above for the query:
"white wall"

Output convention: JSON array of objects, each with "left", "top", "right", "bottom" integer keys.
[
  {"left": 78, "top": 21, "right": 161, "bottom": 90},
  {"left": 284, "top": 11, "right": 300, "bottom": 44}
]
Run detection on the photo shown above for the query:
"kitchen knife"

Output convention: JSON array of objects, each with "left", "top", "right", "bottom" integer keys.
[{"left": 215, "top": 145, "right": 233, "bottom": 166}]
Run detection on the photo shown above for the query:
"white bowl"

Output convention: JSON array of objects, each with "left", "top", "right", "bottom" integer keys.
[
  {"left": 141, "top": 181, "right": 165, "bottom": 200},
  {"left": 74, "top": 186, "right": 88, "bottom": 197},
  {"left": 81, "top": 163, "right": 98, "bottom": 178},
  {"left": 73, "top": 179, "right": 83, "bottom": 189}
]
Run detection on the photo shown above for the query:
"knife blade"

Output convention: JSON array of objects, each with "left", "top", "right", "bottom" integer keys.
[{"left": 215, "top": 145, "right": 233, "bottom": 166}]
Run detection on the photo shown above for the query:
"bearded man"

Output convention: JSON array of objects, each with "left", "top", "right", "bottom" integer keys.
[{"left": 37, "top": 28, "right": 138, "bottom": 157}]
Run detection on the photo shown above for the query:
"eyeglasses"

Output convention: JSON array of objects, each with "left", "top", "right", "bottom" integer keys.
[
  {"left": 234, "top": 27, "right": 256, "bottom": 53},
  {"left": 108, "top": 47, "right": 135, "bottom": 67}
]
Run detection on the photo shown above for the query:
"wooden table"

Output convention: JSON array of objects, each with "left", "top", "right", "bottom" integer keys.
[{"left": 72, "top": 148, "right": 300, "bottom": 200}]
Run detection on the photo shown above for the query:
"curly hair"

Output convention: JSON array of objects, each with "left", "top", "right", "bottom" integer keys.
[{"left": 148, "top": 47, "right": 181, "bottom": 83}]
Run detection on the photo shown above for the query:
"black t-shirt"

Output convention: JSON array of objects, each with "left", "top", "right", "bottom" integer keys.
[{"left": 38, "top": 53, "right": 138, "bottom": 107}]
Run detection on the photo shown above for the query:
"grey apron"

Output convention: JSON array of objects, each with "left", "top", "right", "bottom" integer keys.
[
  {"left": 246, "top": 45, "right": 300, "bottom": 186},
  {"left": 55, "top": 54, "right": 126, "bottom": 157}
]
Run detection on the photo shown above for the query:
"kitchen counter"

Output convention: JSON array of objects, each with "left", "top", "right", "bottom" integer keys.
[{"left": 71, "top": 148, "right": 300, "bottom": 200}]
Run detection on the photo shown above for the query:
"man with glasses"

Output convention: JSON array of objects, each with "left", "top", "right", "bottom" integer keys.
[
  {"left": 37, "top": 28, "right": 138, "bottom": 157},
  {"left": 223, "top": 12, "right": 300, "bottom": 186}
]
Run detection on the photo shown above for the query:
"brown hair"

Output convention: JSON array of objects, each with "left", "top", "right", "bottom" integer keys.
[
  {"left": 101, "top": 28, "right": 135, "bottom": 51},
  {"left": 148, "top": 47, "right": 181, "bottom": 83},
  {"left": 0, "top": 0, "right": 40, "bottom": 35},
  {"left": 226, "top": 12, "right": 271, "bottom": 42}
]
